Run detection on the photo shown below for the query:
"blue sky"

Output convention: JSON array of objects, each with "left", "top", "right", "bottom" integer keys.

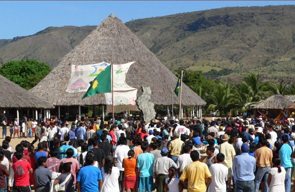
[{"left": 1, "top": 1, "right": 295, "bottom": 39}]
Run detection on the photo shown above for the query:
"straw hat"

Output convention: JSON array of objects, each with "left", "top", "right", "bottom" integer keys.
[{"left": 222, "top": 134, "right": 230, "bottom": 141}]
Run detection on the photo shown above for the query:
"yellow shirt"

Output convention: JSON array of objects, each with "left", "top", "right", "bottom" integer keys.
[
  {"left": 168, "top": 138, "right": 184, "bottom": 156},
  {"left": 180, "top": 161, "right": 211, "bottom": 192},
  {"left": 220, "top": 141, "right": 236, "bottom": 168},
  {"left": 255, "top": 146, "right": 273, "bottom": 167}
]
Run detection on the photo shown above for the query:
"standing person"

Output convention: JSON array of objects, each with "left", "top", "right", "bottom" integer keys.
[
  {"left": 12, "top": 151, "right": 33, "bottom": 192},
  {"left": 0, "top": 151, "right": 9, "bottom": 192},
  {"left": 219, "top": 134, "right": 236, "bottom": 187},
  {"left": 114, "top": 135, "right": 129, "bottom": 190},
  {"left": 1, "top": 112, "right": 7, "bottom": 139},
  {"left": 205, "top": 146, "right": 216, "bottom": 168},
  {"left": 165, "top": 167, "right": 179, "bottom": 192},
  {"left": 60, "top": 149, "right": 80, "bottom": 185},
  {"left": 77, "top": 152, "right": 103, "bottom": 192},
  {"left": 177, "top": 144, "right": 192, "bottom": 175},
  {"left": 99, "top": 133, "right": 113, "bottom": 156},
  {"left": 168, "top": 133, "right": 184, "bottom": 163},
  {"left": 268, "top": 158, "right": 286, "bottom": 192},
  {"left": 13, "top": 119, "right": 20, "bottom": 138},
  {"left": 279, "top": 134, "right": 293, "bottom": 192},
  {"left": 27, "top": 119, "right": 33, "bottom": 138},
  {"left": 208, "top": 153, "right": 228, "bottom": 192},
  {"left": 60, "top": 122, "right": 69, "bottom": 142},
  {"left": 46, "top": 150, "right": 61, "bottom": 173},
  {"left": 179, "top": 150, "right": 212, "bottom": 192},
  {"left": 101, "top": 156, "right": 120, "bottom": 192},
  {"left": 123, "top": 150, "right": 137, "bottom": 192},
  {"left": 54, "top": 162, "right": 74, "bottom": 192},
  {"left": 254, "top": 138, "right": 273, "bottom": 192},
  {"left": 154, "top": 147, "right": 177, "bottom": 192},
  {"left": 91, "top": 140, "right": 105, "bottom": 168},
  {"left": 137, "top": 141, "right": 154, "bottom": 192},
  {"left": 34, "top": 156, "right": 52, "bottom": 192},
  {"left": 233, "top": 143, "right": 256, "bottom": 192},
  {"left": 32, "top": 119, "right": 37, "bottom": 137}
]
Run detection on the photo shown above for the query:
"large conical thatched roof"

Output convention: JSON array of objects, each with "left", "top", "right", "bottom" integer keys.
[
  {"left": 30, "top": 16, "right": 206, "bottom": 106},
  {"left": 254, "top": 94, "right": 293, "bottom": 110},
  {"left": 0, "top": 75, "right": 53, "bottom": 108}
]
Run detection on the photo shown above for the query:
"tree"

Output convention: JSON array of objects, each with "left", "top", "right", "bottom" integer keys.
[{"left": 0, "top": 59, "right": 51, "bottom": 89}]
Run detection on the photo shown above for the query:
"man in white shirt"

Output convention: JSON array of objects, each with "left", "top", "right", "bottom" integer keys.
[
  {"left": 174, "top": 120, "right": 190, "bottom": 136},
  {"left": 208, "top": 153, "right": 228, "bottom": 192},
  {"left": 60, "top": 122, "right": 69, "bottom": 141},
  {"left": 177, "top": 144, "right": 192, "bottom": 174}
]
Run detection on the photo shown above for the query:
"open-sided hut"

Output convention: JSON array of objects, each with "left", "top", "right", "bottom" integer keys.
[
  {"left": 254, "top": 94, "right": 293, "bottom": 118},
  {"left": 30, "top": 16, "right": 205, "bottom": 117}
]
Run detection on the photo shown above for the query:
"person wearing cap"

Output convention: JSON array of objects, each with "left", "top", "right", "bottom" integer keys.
[
  {"left": 233, "top": 143, "right": 256, "bottom": 192},
  {"left": 219, "top": 134, "right": 236, "bottom": 186},
  {"left": 179, "top": 150, "right": 211, "bottom": 192},
  {"left": 153, "top": 147, "right": 177, "bottom": 192},
  {"left": 254, "top": 137, "right": 273, "bottom": 192},
  {"left": 279, "top": 134, "right": 293, "bottom": 192}
]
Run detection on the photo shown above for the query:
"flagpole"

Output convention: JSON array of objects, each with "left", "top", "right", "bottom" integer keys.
[
  {"left": 111, "top": 63, "right": 115, "bottom": 123},
  {"left": 171, "top": 89, "right": 174, "bottom": 119},
  {"left": 179, "top": 70, "right": 184, "bottom": 119}
]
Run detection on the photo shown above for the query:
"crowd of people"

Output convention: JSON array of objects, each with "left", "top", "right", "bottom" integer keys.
[{"left": 0, "top": 115, "right": 294, "bottom": 192}]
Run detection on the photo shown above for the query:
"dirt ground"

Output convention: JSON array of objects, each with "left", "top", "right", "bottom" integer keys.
[{"left": 0, "top": 137, "right": 35, "bottom": 149}]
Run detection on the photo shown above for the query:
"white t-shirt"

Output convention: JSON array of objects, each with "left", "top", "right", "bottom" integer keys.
[
  {"left": 146, "top": 135, "right": 155, "bottom": 144},
  {"left": 269, "top": 131, "right": 278, "bottom": 145},
  {"left": 114, "top": 145, "right": 129, "bottom": 171},
  {"left": 32, "top": 121, "right": 37, "bottom": 128},
  {"left": 208, "top": 163, "right": 228, "bottom": 192},
  {"left": 174, "top": 125, "right": 190, "bottom": 136},
  {"left": 101, "top": 167, "right": 120, "bottom": 192},
  {"left": 60, "top": 127, "right": 69, "bottom": 141},
  {"left": 269, "top": 167, "right": 286, "bottom": 192},
  {"left": 177, "top": 153, "right": 192, "bottom": 172},
  {"left": 165, "top": 177, "right": 179, "bottom": 192}
]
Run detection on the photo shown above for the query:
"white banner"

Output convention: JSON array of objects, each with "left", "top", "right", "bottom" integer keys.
[
  {"left": 106, "top": 61, "right": 137, "bottom": 105},
  {"left": 105, "top": 89, "right": 137, "bottom": 105},
  {"left": 66, "top": 62, "right": 110, "bottom": 93}
]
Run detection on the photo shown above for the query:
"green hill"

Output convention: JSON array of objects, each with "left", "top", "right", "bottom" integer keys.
[{"left": 1, "top": 5, "right": 295, "bottom": 81}]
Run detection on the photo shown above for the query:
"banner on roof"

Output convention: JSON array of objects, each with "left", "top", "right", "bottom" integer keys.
[
  {"left": 66, "top": 62, "right": 110, "bottom": 93},
  {"left": 105, "top": 89, "right": 137, "bottom": 105}
]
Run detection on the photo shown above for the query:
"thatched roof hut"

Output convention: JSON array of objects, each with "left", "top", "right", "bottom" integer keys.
[
  {"left": 30, "top": 16, "right": 206, "bottom": 106},
  {"left": 0, "top": 75, "right": 53, "bottom": 108},
  {"left": 286, "top": 95, "right": 295, "bottom": 103},
  {"left": 254, "top": 94, "right": 293, "bottom": 110}
]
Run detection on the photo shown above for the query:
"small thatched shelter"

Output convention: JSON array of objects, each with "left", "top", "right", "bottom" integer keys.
[
  {"left": 286, "top": 95, "right": 295, "bottom": 103},
  {"left": 30, "top": 16, "right": 206, "bottom": 108},
  {"left": 0, "top": 75, "right": 53, "bottom": 109},
  {"left": 254, "top": 95, "right": 293, "bottom": 110}
]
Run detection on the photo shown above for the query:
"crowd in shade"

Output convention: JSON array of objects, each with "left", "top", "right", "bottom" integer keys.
[{"left": 0, "top": 114, "right": 295, "bottom": 192}]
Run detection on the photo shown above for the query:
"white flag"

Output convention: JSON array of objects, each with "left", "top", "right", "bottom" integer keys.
[
  {"left": 66, "top": 62, "right": 110, "bottom": 93},
  {"left": 105, "top": 61, "right": 137, "bottom": 105}
]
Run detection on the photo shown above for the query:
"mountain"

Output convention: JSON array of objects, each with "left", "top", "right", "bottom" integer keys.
[
  {"left": 1, "top": 5, "right": 295, "bottom": 81},
  {"left": 0, "top": 26, "right": 94, "bottom": 66}
]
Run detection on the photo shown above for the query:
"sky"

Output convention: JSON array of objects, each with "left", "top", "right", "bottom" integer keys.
[{"left": 1, "top": 1, "right": 295, "bottom": 39}]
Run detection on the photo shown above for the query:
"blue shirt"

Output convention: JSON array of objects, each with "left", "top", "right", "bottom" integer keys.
[
  {"left": 77, "top": 165, "right": 102, "bottom": 192},
  {"left": 233, "top": 153, "right": 256, "bottom": 181},
  {"left": 137, "top": 152, "right": 154, "bottom": 177},
  {"left": 279, "top": 143, "right": 293, "bottom": 168},
  {"left": 76, "top": 126, "right": 86, "bottom": 140},
  {"left": 59, "top": 144, "right": 78, "bottom": 159}
]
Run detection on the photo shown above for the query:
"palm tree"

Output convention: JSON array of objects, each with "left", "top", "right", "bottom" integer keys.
[{"left": 241, "top": 73, "right": 268, "bottom": 102}]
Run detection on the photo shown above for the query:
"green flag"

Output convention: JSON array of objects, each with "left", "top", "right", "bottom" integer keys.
[
  {"left": 82, "top": 65, "right": 111, "bottom": 99},
  {"left": 174, "top": 77, "right": 181, "bottom": 96}
]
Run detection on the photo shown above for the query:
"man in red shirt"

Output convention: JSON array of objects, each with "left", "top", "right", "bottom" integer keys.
[{"left": 12, "top": 151, "right": 33, "bottom": 192}]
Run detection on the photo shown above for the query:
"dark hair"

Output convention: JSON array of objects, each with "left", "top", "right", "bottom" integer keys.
[
  {"left": 282, "top": 134, "right": 289, "bottom": 143},
  {"left": 2, "top": 141, "right": 9, "bottom": 150},
  {"left": 66, "top": 148, "right": 74, "bottom": 158},
  {"left": 128, "top": 150, "right": 135, "bottom": 159},
  {"left": 15, "top": 144, "right": 24, "bottom": 153},
  {"left": 104, "top": 156, "right": 114, "bottom": 174},
  {"left": 182, "top": 144, "right": 192, "bottom": 153},
  {"left": 37, "top": 156, "right": 47, "bottom": 167},
  {"left": 15, "top": 151, "right": 23, "bottom": 160},
  {"left": 118, "top": 136, "right": 127, "bottom": 145},
  {"left": 273, "top": 158, "right": 282, "bottom": 173},
  {"left": 190, "top": 150, "right": 199, "bottom": 161},
  {"left": 50, "top": 150, "right": 59, "bottom": 158},
  {"left": 206, "top": 146, "right": 215, "bottom": 153},
  {"left": 0, "top": 151, "right": 4, "bottom": 161},
  {"left": 141, "top": 141, "right": 149, "bottom": 152},
  {"left": 61, "top": 162, "right": 72, "bottom": 173},
  {"left": 216, "top": 153, "right": 225, "bottom": 162},
  {"left": 84, "top": 151, "right": 95, "bottom": 166}
]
